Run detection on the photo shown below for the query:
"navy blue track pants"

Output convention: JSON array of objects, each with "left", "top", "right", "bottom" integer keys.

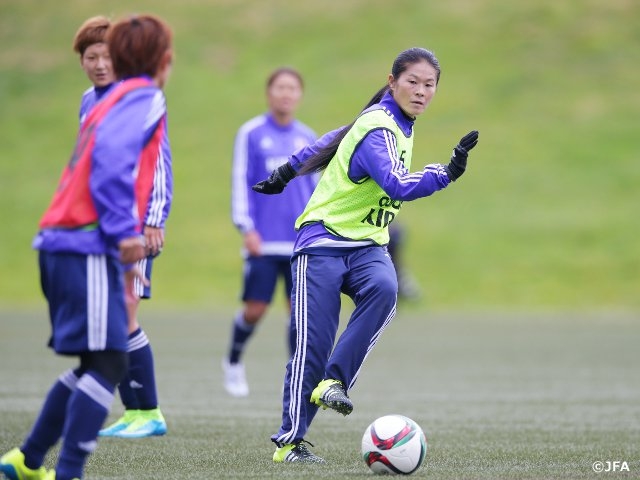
[{"left": 272, "top": 246, "right": 398, "bottom": 445}]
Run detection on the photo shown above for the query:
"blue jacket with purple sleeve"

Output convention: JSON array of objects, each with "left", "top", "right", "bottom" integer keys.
[
  {"left": 289, "top": 91, "right": 451, "bottom": 252},
  {"left": 231, "top": 113, "right": 317, "bottom": 257},
  {"left": 33, "top": 77, "right": 168, "bottom": 258},
  {"left": 79, "top": 82, "right": 173, "bottom": 230}
]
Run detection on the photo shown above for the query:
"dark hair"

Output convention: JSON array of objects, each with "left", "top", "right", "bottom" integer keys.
[
  {"left": 298, "top": 47, "right": 440, "bottom": 176},
  {"left": 107, "top": 14, "right": 172, "bottom": 80},
  {"left": 394, "top": 47, "right": 440, "bottom": 85},
  {"left": 267, "top": 67, "right": 304, "bottom": 90},
  {"left": 73, "top": 16, "right": 110, "bottom": 56}
]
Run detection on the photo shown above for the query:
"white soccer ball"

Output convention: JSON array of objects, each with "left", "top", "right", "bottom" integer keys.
[{"left": 361, "top": 414, "right": 427, "bottom": 475}]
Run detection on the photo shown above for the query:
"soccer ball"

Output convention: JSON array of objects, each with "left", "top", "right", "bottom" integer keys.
[{"left": 361, "top": 414, "right": 427, "bottom": 475}]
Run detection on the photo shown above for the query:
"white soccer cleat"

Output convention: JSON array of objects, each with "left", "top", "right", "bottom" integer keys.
[{"left": 222, "top": 358, "right": 249, "bottom": 397}]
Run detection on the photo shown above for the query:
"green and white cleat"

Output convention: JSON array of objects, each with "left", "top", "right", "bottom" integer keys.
[
  {"left": 110, "top": 408, "right": 167, "bottom": 438},
  {"left": 310, "top": 379, "right": 353, "bottom": 416},
  {"left": 0, "top": 447, "right": 48, "bottom": 480},
  {"left": 98, "top": 409, "right": 140, "bottom": 437},
  {"left": 273, "top": 441, "right": 325, "bottom": 464}
]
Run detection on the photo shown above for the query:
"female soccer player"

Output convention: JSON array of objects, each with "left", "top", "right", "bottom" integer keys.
[
  {"left": 224, "top": 67, "right": 317, "bottom": 397},
  {"left": 253, "top": 47, "right": 479, "bottom": 463},
  {"left": 0, "top": 14, "right": 174, "bottom": 480},
  {"left": 73, "top": 16, "right": 114, "bottom": 124},
  {"left": 71, "top": 16, "right": 172, "bottom": 439}
]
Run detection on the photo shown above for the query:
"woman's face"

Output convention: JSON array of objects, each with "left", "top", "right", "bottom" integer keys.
[
  {"left": 81, "top": 42, "right": 114, "bottom": 87},
  {"left": 267, "top": 72, "right": 303, "bottom": 120},
  {"left": 388, "top": 59, "right": 438, "bottom": 118}
]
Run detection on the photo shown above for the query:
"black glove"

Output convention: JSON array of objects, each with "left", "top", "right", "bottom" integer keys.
[
  {"left": 444, "top": 130, "right": 479, "bottom": 182},
  {"left": 252, "top": 162, "right": 296, "bottom": 194}
]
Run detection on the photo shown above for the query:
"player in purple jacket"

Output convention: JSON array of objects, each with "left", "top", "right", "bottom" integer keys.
[
  {"left": 224, "top": 67, "right": 317, "bottom": 397},
  {"left": 254, "top": 48, "right": 479, "bottom": 463},
  {"left": 74, "top": 17, "right": 114, "bottom": 123},
  {"left": 0, "top": 14, "right": 174, "bottom": 480},
  {"left": 89, "top": 91, "right": 173, "bottom": 439},
  {"left": 68, "top": 16, "right": 172, "bottom": 439}
]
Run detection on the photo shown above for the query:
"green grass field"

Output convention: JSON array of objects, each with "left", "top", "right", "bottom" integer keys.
[
  {"left": 1, "top": 0, "right": 639, "bottom": 311},
  {"left": 1, "top": 1, "right": 638, "bottom": 478},
  {"left": 1, "top": 308, "right": 638, "bottom": 479}
]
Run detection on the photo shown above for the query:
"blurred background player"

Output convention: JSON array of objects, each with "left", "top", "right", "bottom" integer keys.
[
  {"left": 70, "top": 15, "right": 172, "bottom": 440},
  {"left": 74, "top": 16, "right": 113, "bottom": 123},
  {"left": 224, "top": 67, "right": 317, "bottom": 397},
  {"left": 388, "top": 222, "right": 421, "bottom": 300},
  {"left": 253, "top": 47, "right": 479, "bottom": 463},
  {"left": 0, "top": 13, "right": 174, "bottom": 480}
]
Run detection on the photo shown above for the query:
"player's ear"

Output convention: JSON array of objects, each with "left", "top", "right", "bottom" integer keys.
[
  {"left": 163, "top": 49, "right": 173, "bottom": 69},
  {"left": 387, "top": 73, "right": 395, "bottom": 93},
  {"left": 155, "top": 50, "right": 173, "bottom": 88}
]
